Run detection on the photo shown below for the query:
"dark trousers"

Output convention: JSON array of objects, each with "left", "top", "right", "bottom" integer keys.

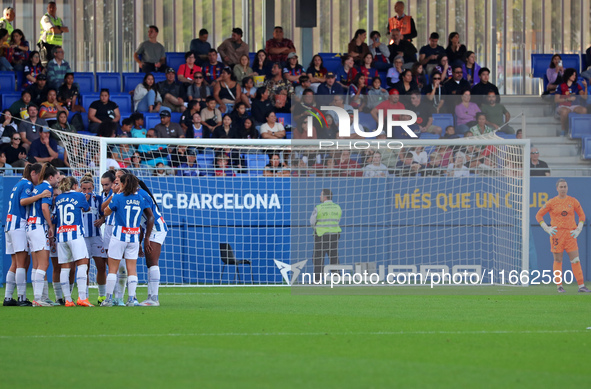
[
  {"left": 313, "top": 233, "right": 340, "bottom": 282},
  {"left": 39, "top": 42, "right": 57, "bottom": 67}
]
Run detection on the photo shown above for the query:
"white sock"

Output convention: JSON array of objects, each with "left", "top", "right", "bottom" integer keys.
[
  {"left": 16, "top": 268, "right": 27, "bottom": 300},
  {"left": 127, "top": 275, "right": 138, "bottom": 300},
  {"left": 42, "top": 279, "right": 49, "bottom": 300},
  {"left": 4, "top": 271, "right": 16, "bottom": 299},
  {"left": 98, "top": 284, "right": 106, "bottom": 297},
  {"left": 76, "top": 265, "right": 88, "bottom": 300},
  {"left": 53, "top": 281, "right": 63, "bottom": 300},
  {"left": 33, "top": 270, "right": 45, "bottom": 301},
  {"left": 115, "top": 262, "right": 127, "bottom": 299},
  {"left": 105, "top": 273, "right": 117, "bottom": 299},
  {"left": 60, "top": 268, "right": 72, "bottom": 302},
  {"left": 148, "top": 266, "right": 160, "bottom": 300}
]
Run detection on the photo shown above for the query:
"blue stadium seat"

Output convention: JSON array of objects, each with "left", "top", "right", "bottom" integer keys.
[
  {"left": 495, "top": 131, "right": 516, "bottom": 139},
  {"left": 569, "top": 113, "right": 591, "bottom": 139},
  {"left": 197, "top": 153, "right": 215, "bottom": 176},
  {"left": 123, "top": 73, "right": 145, "bottom": 93},
  {"left": 285, "top": 131, "right": 292, "bottom": 139},
  {"left": 276, "top": 113, "right": 292, "bottom": 129},
  {"left": 246, "top": 154, "right": 269, "bottom": 176},
  {"left": 97, "top": 72, "right": 122, "bottom": 93},
  {"left": 109, "top": 94, "right": 132, "bottom": 115},
  {"left": 249, "top": 52, "right": 256, "bottom": 65},
  {"left": 419, "top": 133, "right": 440, "bottom": 140},
  {"left": 432, "top": 114, "right": 454, "bottom": 136},
  {"left": 582, "top": 54, "right": 589, "bottom": 73},
  {"left": 153, "top": 73, "right": 167, "bottom": 84},
  {"left": 319, "top": 53, "right": 342, "bottom": 73},
  {"left": 582, "top": 137, "right": 591, "bottom": 159},
  {"left": 145, "top": 113, "right": 161, "bottom": 130},
  {"left": 81, "top": 94, "right": 100, "bottom": 113},
  {"left": 0, "top": 71, "right": 16, "bottom": 92},
  {"left": 166, "top": 52, "right": 186, "bottom": 73},
  {"left": 15, "top": 72, "right": 24, "bottom": 91},
  {"left": 74, "top": 72, "right": 95, "bottom": 93},
  {"left": 79, "top": 112, "right": 89, "bottom": 130},
  {"left": 378, "top": 71, "right": 388, "bottom": 88},
  {"left": 1, "top": 93, "right": 20, "bottom": 110},
  {"left": 531, "top": 54, "right": 580, "bottom": 78},
  {"left": 171, "top": 112, "right": 182, "bottom": 123}
]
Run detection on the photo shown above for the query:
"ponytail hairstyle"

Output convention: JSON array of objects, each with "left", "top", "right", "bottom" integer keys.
[
  {"left": 101, "top": 170, "right": 116, "bottom": 182},
  {"left": 80, "top": 172, "right": 95, "bottom": 188},
  {"left": 137, "top": 179, "right": 160, "bottom": 212},
  {"left": 22, "top": 163, "right": 42, "bottom": 181},
  {"left": 58, "top": 176, "right": 78, "bottom": 192},
  {"left": 39, "top": 162, "right": 57, "bottom": 181},
  {"left": 119, "top": 173, "right": 139, "bottom": 196}
]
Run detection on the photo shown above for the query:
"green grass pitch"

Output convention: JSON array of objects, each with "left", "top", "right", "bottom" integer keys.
[{"left": 2, "top": 285, "right": 591, "bottom": 388}]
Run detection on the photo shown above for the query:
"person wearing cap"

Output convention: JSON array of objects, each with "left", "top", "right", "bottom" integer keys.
[
  {"left": 157, "top": 68, "right": 186, "bottom": 113},
  {"left": 46, "top": 45, "right": 71, "bottom": 89},
  {"left": 28, "top": 125, "right": 62, "bottom": 164},
  {"left": 0, "top": 7, "right": 15, "bottom": 38},
  {"left": 18, "top": 105, "right": 48, "bottom": 151},
  {"left": 88, "top": 89, "right": 120, "bottom": 134},
  {"left": 203, "top": 49, "right": 225, "bottom": 85},
  {"left": 154, "top": 110, "right": 184, "bottom": 139},
  {"left": 283, "top": 52, "right": 305, "bottom": 85},
  {"left": 134, "top": 25, "right": 166, "bottom": 73},
  {"left": 217, "top": 27, "right": 249, "bottom": 67},
  {"left": 370, "top": 88, "right": 405, "bottom": 126},
  {"left": 177, "top": 148, "right": 200, "bottom": 177},
  {"left": 265, "top": 26, "right": 296, "bottom": 64},
  {"left": 25, "top": 73, "right": 50, "bottom": 107},
  {"left": 316, "top": 72, "right": 345, "bottom": 105},
  {"left": 38, "top": 2, "right": 69, "bottom": 66}
]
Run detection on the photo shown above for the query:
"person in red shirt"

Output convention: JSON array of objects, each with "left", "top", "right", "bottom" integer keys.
[
  {"left": 177, "top": 51, "right": 202, "bottom": 87},
  {"left": 334, "top": 150, "right": 362, "bottom": 177},
  {"left": 265, "top": 26, "right": 296, "bottom": 64},
  {"left": 370, "top": 88, "right": 405, "bottom": 124}
]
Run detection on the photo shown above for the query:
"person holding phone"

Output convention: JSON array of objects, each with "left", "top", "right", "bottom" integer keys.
[{"left": 368, "top": 31, "right": 391, "bottom": 71}]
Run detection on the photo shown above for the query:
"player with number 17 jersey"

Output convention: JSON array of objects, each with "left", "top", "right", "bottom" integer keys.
[{"left": 110, "top": 192, "right": 150, "bottom": 244}]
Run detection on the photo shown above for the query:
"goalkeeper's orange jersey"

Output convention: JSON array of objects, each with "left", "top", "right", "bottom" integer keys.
[{"left": 536, "top": 195, "right": 585, "bottom": 230}]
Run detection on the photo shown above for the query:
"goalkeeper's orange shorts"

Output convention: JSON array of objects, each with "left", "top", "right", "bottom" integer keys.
[{"left": 550, "top": 229, "right": 578, "bottom": 253}]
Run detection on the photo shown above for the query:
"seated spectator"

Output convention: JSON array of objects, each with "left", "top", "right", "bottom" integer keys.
[
  {"left": 19, "top": 105, "right": 48, "bottom": 150},
  {"left": 213, "top": 67, "right": 241, "bottom": 113},
  {"left": 9, "top": 91, "right": 31, "bottom": 121},
  {"left": 555, "top": 68, "right": 588, "bottom": 132},
  {"left": 2, "top": 132, "right": 27, "bottom": 165},
  {"left": 408, "top": 91, "right": 441, "bottom": 135},
  {"left": 293, "top": 75, "right": 311, "bottom": 103},
  {"left": 0, "top": 109, "right": 18, "bottom": 141},
  {"left": 240, "top": 76, "right": 257, "bottom": 108},
  {"left": 251, "top": 87, "right": 273, "bottom": 126},
  {"left": 138, "top": 128, "right": 168, "bottom": 163},
  {"left": 214, "top": 154, "right": 236, "bottom": 177},
  {"left": 57, "top": 73, "right": 84, "bottom": 112},
  {"left": 468, "top": 113, "right": 493, "bottom": 136},
  {"left": 131, "top": 113, "right": 147, "bottom": 138},
  {"left": 180, "top": 100, "right": 201, "bottom": 132},
  {"left": 177, "top": 51, "right": 202, "bottom": 87},
  {"left": 190, "top": 28, "right": 211, "bottom": 65},
  {"left": 212, "top": 114, "right": 239, "bottom": 138},
  {"left": 259, "top": 111, "right": 286, "bottom": 139},
  {"left": 393, "top": 69, "right": 418, "bottom": 95},
  {"left": 470, "top": 67, "right": 499, "bottom": 99},
  {"left": 530, "top": 147, "right": 550, "bottom": 177},
  {"left": 442, "top": 125, "right": 459, "bottom": 139},
  {"left": 445, "top": 32, "right": 467, "bottom": 68},
  {"left": 158, "top": 68, "right": 185, "bottom": 113},
  {"left": 419, "top": 32, "right": 446, "bottom": 75},
  {"left": 265, "top": 62, "right": 294, "bottom": 99},
  {"left": 371, "top": 89, "right": 405, "bottom": 125},
  {"left": 0, "top": 28, "right": 13, "bottom": 71},
  {"left": 368, "top": 31, "right": 391, "bottom": 71},
  {"left": 462, "top": 51, "right": 480, "bottom": 87},
  {"left": 0, "top": 151, "right": 14, "bottom": 176},
  {"left": 134, "top": 73, "right": 162, "bottom": 113},
  {"left": 251, "top": 49, "right": 271, "bottom": 79},
  {"left": 241, "top": 118, "right": 258, "bottom": 139},
  {"left": 422, "top": 71, "right": 445, "bottom": 113},
  {"left": 26, "top": 73, "right": 50, "bottom": 107},
  {"left": 435, "top": 54, "right": 452, "bottom": 81},
  {"left": 386, "top": 55, "right": 404, "bottom": 87},
  {"left": 186, "top": 112, "right": 209, "bottom": 139},
  {"left": 217, "top": 27, "right": 249, "bottom": 67},
  {"left": 202, "top": 49, "right": 224, "bottom": 85},
  {"left": 480, "top": 92, "right": 512, "bottom": 133},
  {"left": 153, "top": 162, "right": 172, "bottom": 176},
  {"left": 318, "top": 114, "right": 338, "bottom": 139},
  {"left": 291, "top": 155, "right": 310, "bottom": 177},
  {"left": 367, "top": 76, "right": 389, "bottom": 110},
  {"left": 293, "top": 89, "right": 317, "bottom": 123},
  {"left": 319, "top": 156, "right": 339, "bottom": 177},
  {"left": 410, "top": 146, "right": 428, "bottom": 168},
  {"left": 97, "top": 121, "right": 117, "bottom": 138},
  {"left": 363, "top": 151, "right": 388, "bottom": 177},
  {"left": 51, "top": 110, "right": 75, "bottom": 135},
  {"left": 88, "top": 89, "right": 121, "bottom": 134},
  {"left": 444, "top": 66, "right": 471, "bottom": 96},
  {"left": 186, "top": 71, "right": 211, "bottom": 106},
  {"left": 395, "top": 152, "right": 420, "bottom": 176},
  {"left": 283, "top": 52, "right": 305, "bottom": 85},
  {"left": 348, "top": 73, "right": 368, "bottom": 111},
  {"left": 28, "top": 127, "right": 61, "bottom": 164},
  {"left": 316, "top": 72, "right": 344, "bottom": 104},
  {"left": 154, "top": 110, "right": 184, "bottom": 138},
  {"left": 515, "top": 129, "right": 522, "bottom": 139},
  {"left": 233, "top": 54, "right": 255, "bottom": 84},
  {"left": 327, "top": 95, "right": 354, "bottom": 125},
  {"left": 348, "top": 29, "right": 370, "bottom": 65},
  {"left": 46, "top": 46, "right": 71, "bottom": 90},
  {"left": 423, "top": 152, "right": 445, "bottom": 176},
  {"left": 447, "top": 152, "right": 469, "bottom": 177},
  {"left": 228, "top": 102, "right": 248, "bottom": 132},
  {"left": 306, "top": 54, "right": 328, "bottom": 90},
  {"left": 353, "top": 53, "right": 379, "bottom": 87},
  {"left": 112, "top": 141, "right": 136, "bottom": 166},
  {"left": 292, "top": 117, "right": 316, "bottom": 140},
  {"left": 411, "top": 62, "right": 428, "bottom": 90},
  {"left": 200, "top": 96, "right": 222, "bottom": 134},
  {"left": 7, "top": 29, "right": 29, "bottom": 72},
  {"left": 22, "top": 50, "right": 43, "bottom": 90},
  {"left": 335, "top": 150, "right": 362, "bottom": 177},
  {"left": 134, "top": 25, "right": 166, "bottom": 73},
  {"left": 265, "top": 26, "right": 296, "bottom": 64},
  {"left": 128, "top": 152, "right": 144, "bottom": 175},
  {"left": 177, "top": 147, "right": 200, "bottom": 176},
  {"left": 39, "top": 89, "right": 68, "bottom": 126},
  {"left": 335, "top": 54, "right": 355, "bottom": 88},
  {"left": 546, "top": 54, "right": 564, "bottom": 94},
  {"left": 120, "top": 117, "right": 133, "bottom": 137},
  {"left": 263, "top": 153, "right": 289, "bottom": 177},
  {"left": 170, "top": 145, "right": 187, "bottom": 168},
  {"left": 454, "top": 89, "right": 480, "bottom": 134},
  {"left": 388, "top": 28, "right": 417, "bottom": 67}
]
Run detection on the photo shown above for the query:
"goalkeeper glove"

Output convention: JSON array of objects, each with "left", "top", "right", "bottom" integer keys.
[
  {"left": 540, "top": 221, "right": 557, "bottom": 236},
  {"left": 570, "top": 221, "right": 584, "bottom": 238}
]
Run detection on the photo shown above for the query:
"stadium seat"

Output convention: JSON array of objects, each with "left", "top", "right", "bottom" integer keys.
[
  {"left": 419, "top": 133, "right": 440, "bottom": 140},
  {"left": 81, "top": 94, "right": 100, "bottom": 113},
  {"left": 378, "top": 71, "right": 388, "bottom": 88},
  {"left": 109, "top": 94, "right": 132, "bottom": 115},
  {"left": 97, "top": 72, "right": 122, "bottom": 93},
  {"left": 1, "top": 93, "right": 20, "bottom": 110},
  {"left": 582, "top": 54, "right": 590, "bottom": 73},
  {"left": 123, "top": 72, "right": 145, "bottom": 93},
  {"left": 79, "top": 112, "right": 89, "bottom": 130},
  {"left": 319, "top": 53, "right": 342, "bottom": 73},
  {"left": 249, "top": 52, "right": 256, "bottom": 65},
  {"left": 197, "top": 153, "right": 215, "bottom": 175},
  {"left": 568, "top": 113, "right": 591, "bottom": 139},
  {"left": 531, "top": 54, "right": 580, "bottom": 78},
  {"left": 246, "top": 154, "right": 269, "bottom": 176},
  {"left": 219, "top": 243, "right": 253, "bottom": 283},
  {"left": 74, "top": 72, "right": 95, "bottom": 93},
  {"left": 432, "top": 114, "right": 454, "bottom": 136},
  {"left": 145, "top": 113, "right": 161, "bottom": 130},
  {"left": 0, "top": 71, "right": 16, "bottom": 92},
  {"left": 495, "top": 131, "right": 516, "bottom": 139},
  {"left": 171, "top": 112, "right": 182, "bottom": 123},
  {"left": 165, "top": 52, "right": 186, "bottom": 72},
  {"left": 15, "top": 72, "right": 24, "bottom": 91},
  {"left": 153, "top": 73, "right": 167, "bottom": 84},
  {"left": 582, "top": 137, "right": 591, "bottom": 159},
  {"left": 285, "top": 131, "right": 292, "bottom": 139},
  {"left": 276, "top": 113, "right": 292, "bottom": 129}
]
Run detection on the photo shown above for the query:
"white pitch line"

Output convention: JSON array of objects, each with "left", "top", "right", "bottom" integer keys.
[{"left": 0, "top": 329, "right": 588, "bottom": 340}]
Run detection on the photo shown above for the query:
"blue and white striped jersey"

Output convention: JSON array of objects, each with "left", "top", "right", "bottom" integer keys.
[
  {"left": 138, "top": 188, "right": 168, "bottom": 233},
  {"left": 5, "top": 178, "right": 33, "bottom": 231},
  {"left": 109, "top": 192, "right": 150, "bottom": 243},
  {"left": 104, "top": 190, "right": 116, "bottom": 226},
  {"left": 26, "top": 181, "right": 53, "bottom": 230},
  {"left": 82, "top": 193, "right": 103, "bottom": 238},
  {"left": 55, "top": 191, "right": 90, "bottom": 243}
]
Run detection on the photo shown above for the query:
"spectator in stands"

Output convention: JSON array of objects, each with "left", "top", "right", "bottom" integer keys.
[
  {"left": 240, "top": 76, "right": 257, "bottom": 108},
  {"left": 28, "top": 127, "right": 61, "bottom": 164},
  {"left": 154, "top": 110, "right": 184, "bottom": 138},
  {"left": 388, "top": 30, "right": 417, "bottom": 70},
  {"left": 200, "top": 96, "right": 222, "bottom": 134},
  {"left": 363, "top": 151, "right": 388, "bottom": 177},
  {"left": 39, "top": 88, "right": 68, "bottom": 126},
  {"left": 213, "top": 68, "right": 241, "bottom": 113},
  {"left": 185, "top": 112, "right": 208, "bottom": 139},
  {"left": 152, "top": 162, "right": 171, "bottom": 176},
  {"left": 470, "top": 67, "right": 499, "bottom": 97},
  {"left": 26, "top": 73, "right": 50, "bottom": 107},
  {"left": 251, "top": 87, "right": 273, "bottom": 127},
  {"left": 22, "top": 51, "right": 44, "bottom": 90},
  {"left": 462, "top": 51, "right": 480, "bottom": 87},
  {"left": 8, "top": 29, "right": 29, "bottom": 72},
  {"left": 348, "top": 73, "right": 368, "bottom": 111},
  {"left": 334, "top": 54, "right": 355, "bottom": 89},
  {"left": 423, "top": 152, "right": 445, "bottom": 176},
  {"left": 515, "top": 129, "right": 522, "bottom": 139},
  {"left": 419, "top": 32, "right": 445, "bottom": 75},
  {"left": 393, "top": 69, "right": 417, "bottom": 95},
  {"left": 480, "top": 92, "right": 513, "bottom": 133},
  {"left": 283, "top": 52, "right": 305, "bottom": 85},
  {"left": 252, "top": 49, "right": 271, "bottom": 79},
  {"left": 442, "top": 125, "right": 459, "bottom": 139},
  {"left": 265, "top": 26, "right": 296, "bottom": 64},
  {"left": 366, "top": 76, "right": 389, "bottom": 110},
  {"left": 292, "top": 117, "right": 316, "bottom": 140},
  {"left": 158, "top": 68, "right": 185, "bottom": 113},
  {"left": 348, "top": 29, "right": 370, "bottom": 65},
  {"left": 111, "top": 137, "right": 135, "bottom": 166},
  {"left": 134, "top": 25, "right": 166, "bottom": 73},
  {"left": 411, "top": 62, "right": 427, "bottom": 90},
  {"left": 9, "top": 90, "right": 31, "bottom": 120},
  {"left": 133, "top": 73, "right": 162, "bottom": 113},
  {"left": 190, "top": 29, "right": 211, "bottom": 65},
  {"left": 371, "top": 88, "right": 404, "bottom": 124},
  {"left": 293, "top": 89, "right": 317, "bottom": 124},
  {"left": 260, "top": 111, "right": 286, "bottom": 140},
  {"left": 387, "top": 1, "right": 417, "bottom": 41},
  {"left": 307, "top": 54, "right": 328, "bottom": 90},
  {"left": 556, "top": 68, "right": 588, "bottom": 132},
  {"left": 293, "top": 75, "right": 311, "bottom": 103},
  {"left": 386, "top": 55, "right": 405, "bottom": 88},
  {"left": 2, "top": 131, "right": 26, "bottom": 165},
  {"left": 355, "top": 53, "right": 379, "bottom": 87},
  {"left": 180, "top": 100, "right": 200, "bottom": 132},
  {"left": 233, "top": 54, "right": 255, "bottom": 84},
  {"left": 88, "top": 89, "right": 121, "bottom": 134},
  {"left": 266, "top": 62, "right": 294, "bottom": 99},
  {"left": 410, "top": 146, "right": 428, "bottom": 168},
  {"left": 46, "top": 46, "right": 72, "bottom": 90},
  {"left": 38, "top": 2, "right": 69, "bottom": 66},
  {"left": 130, "top": 113, "right": 147, "bottom": 138},
  {"left": 468, "top": 112, "right": 493, "bottom": 136},
  {"left": 119, "top": 117, "right": 132, "bottom": 137},
  {"left": 0, "top": 7, "right": 15, "bottom": 37},
  {"left": 530, "top": 147, "right": 550, "bottom": 177},
  {"left": 214, "top": 154, "right": 236, "bottom": 177},
  {"left": 317, "top": 72, "right": 345, "bottom": 104},
  {"left": 241, "top": 117, "right": 258, "bottom": 139},
  {"left": 395, "top": 152, "right": 420, "bottom": 176},
  {"left": 263, "top": 153, "right": 289, "bottom": 177},
  {"left": 19, "top": 105, "right": 47, "bottom": 150},
  {"left": 58, "top": 73, "right": 84, "bottom": 112},
  {"left": 177, "top": 147, "right": 199, "bottom": 176},
  {"left": 128, "top": 152, "right": 143, "bottom": 175},
  {"left": 445, "top": 32, "right": 467, "bottom": 68},
  {"left": 435, "top": 54, "right": 452, "bottom": 81},
  {"left": 446, "top": 152, "right": 469, "bottom": 177},
  {"left": 212, "top": 114, "right": 239, "bottom": 139},
  {"left": 408, "top": 91, "right": 441, "bottom": 135},
  {"left": 186, "top": 71, "right": 211, "bottom": 107},
  {"left": 177, "top": 52, "right": 202, "bottom": 87},
  {"left": 444, "top": 65, "right": 471, "bottom": 96},
  {"left": 368, "top": 31, "right": 391, "bottom": 71},
  {"left": 317, "top": 114, "right": 338, "bottom": 139},
  {"left": 0, "top": 109, "right": 17, "bottom": 141},
  {"left": 202, "top": 49, "right": 224, "bottom": 85},
  {"left": 546, "top": 54, "right": 564, "bottom": 94},
  {"left": 335, "top": 150, "right": 362, "bottom": 177},
  {"left": 455, "top": 89, "right": 480, "bottom": 134},
  {"left": 227, "top": 102, "right": 248, "bottom": 130},
  {"left": 217, "top": 27, "right": 249, "bottom": 67}
]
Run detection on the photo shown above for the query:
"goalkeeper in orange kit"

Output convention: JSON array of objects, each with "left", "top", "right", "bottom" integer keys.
[{"left": 536, "top": 179, "right": 590, "bottom": 293}]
